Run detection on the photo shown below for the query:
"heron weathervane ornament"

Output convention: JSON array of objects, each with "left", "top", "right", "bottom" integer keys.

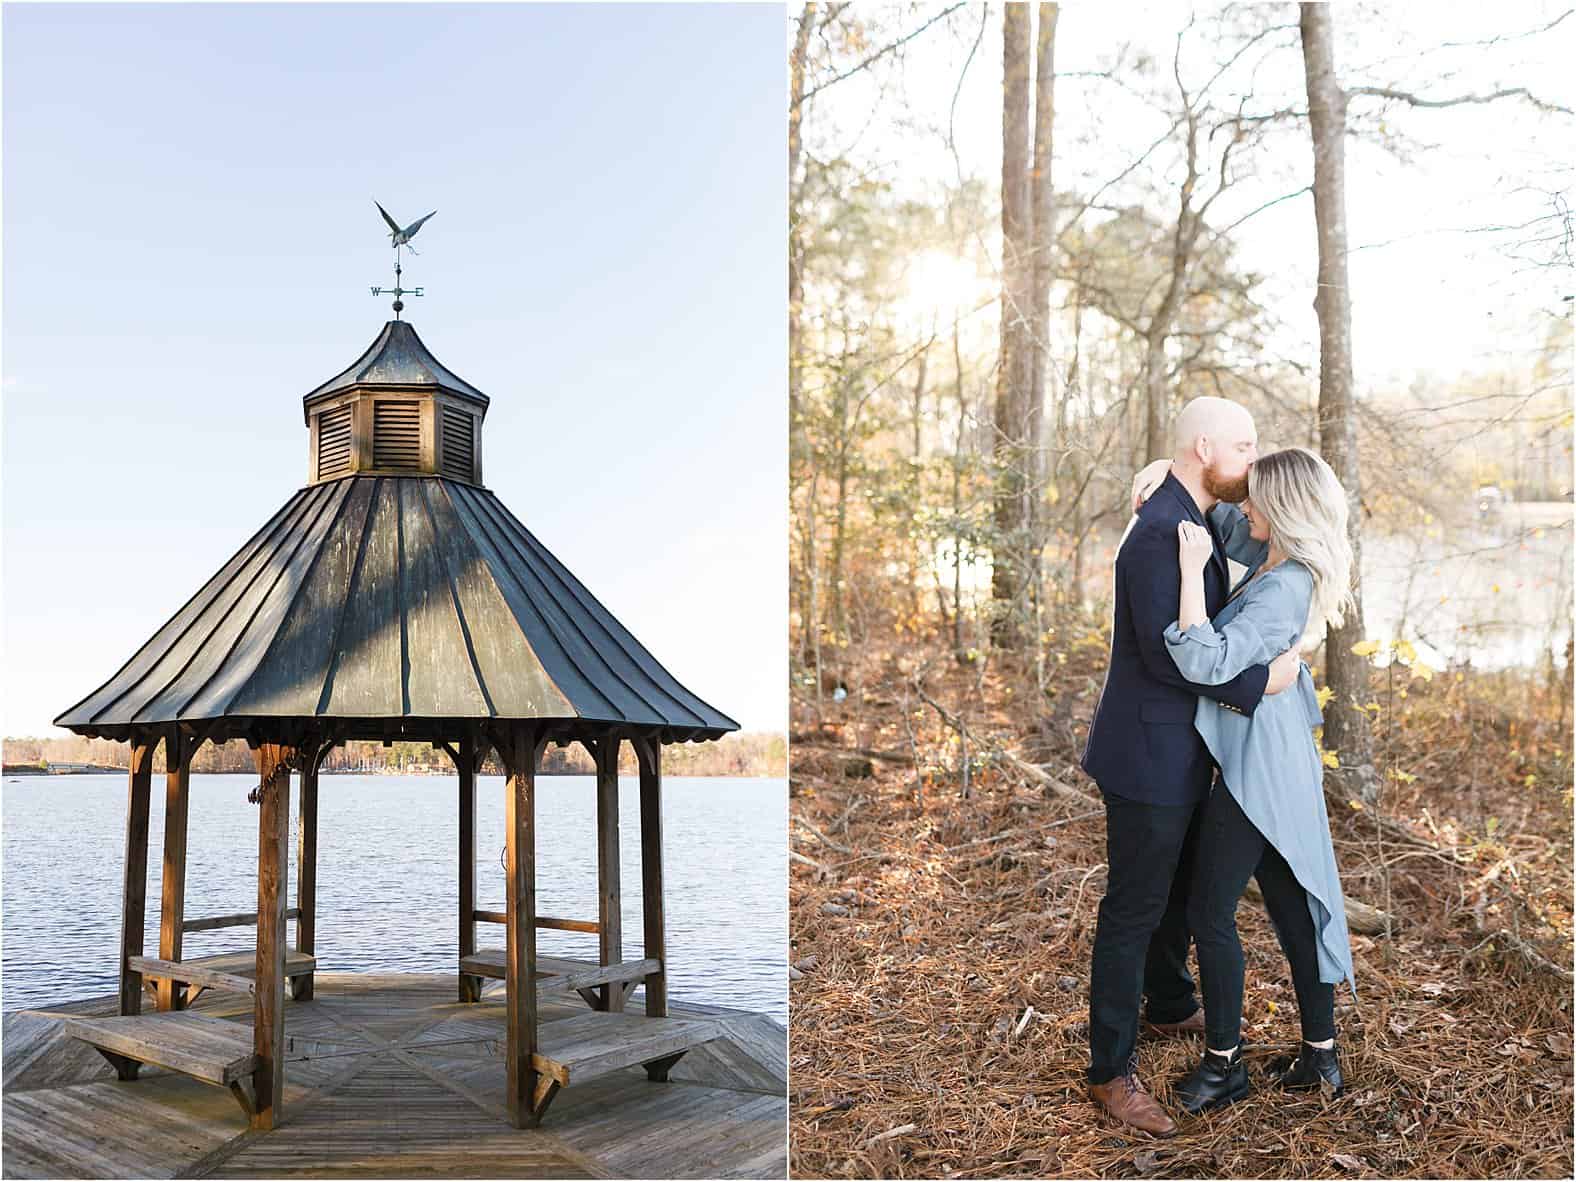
[{"left": 370, "top": 200, "right": 436, "bottom": 319}]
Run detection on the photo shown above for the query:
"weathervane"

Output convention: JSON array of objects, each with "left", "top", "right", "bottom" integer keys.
[{"left": 370, "top": 200, "right": 436, "bottom": 319}]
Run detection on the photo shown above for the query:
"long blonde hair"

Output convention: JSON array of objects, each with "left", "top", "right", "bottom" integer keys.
[{"left": 1248, "top": 447, "right": 1357, "bottom": 636}]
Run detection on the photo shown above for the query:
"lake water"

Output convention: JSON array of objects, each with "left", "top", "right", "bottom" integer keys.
[{"left": 1, "top": 774, "right": 786, "bottom": 1024}]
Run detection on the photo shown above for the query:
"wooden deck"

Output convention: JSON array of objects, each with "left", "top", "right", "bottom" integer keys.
[{"left": 2, "top": 972, "right": 786, "bottom": 1179}]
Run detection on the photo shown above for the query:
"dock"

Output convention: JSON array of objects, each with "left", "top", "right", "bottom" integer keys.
[{"left": 2, "top": 972, "right": 786, "bottom": 1179}]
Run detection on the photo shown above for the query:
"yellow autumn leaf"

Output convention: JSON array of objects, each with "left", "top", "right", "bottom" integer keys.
[
  {"left": 1349, "top": 797, "right": 1363, "bottom": 809},
  {"left": 1350, "top": 640, "right": 1381, "bottom": 657},
  {"left": 1491, "top": 584, "right": 1502, "bottom": 594},
  {"left": 1525, "top": 774, "right": 1538, "bottom": 787},
  {"left": 1412, "top": 661, "right": 1435, "bottom": 681},
  {"left": 1395, "top": 639, "right": 1417, "bottom": 664},
  {"left": 1316, "top": 685, "right": 1335, "bottom": 709},
  {"left": 1323, "top": 749, "right": 1341, "bottom": 769}
]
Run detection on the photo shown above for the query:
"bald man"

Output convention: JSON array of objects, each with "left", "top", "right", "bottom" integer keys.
[{"left": 1079, "top": 396, "right": 1302, "bottom": 1136}]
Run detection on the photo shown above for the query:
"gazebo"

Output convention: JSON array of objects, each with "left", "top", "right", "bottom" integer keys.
[{"left": 53, "top": 316, "right": 739, "bottom": 1131}]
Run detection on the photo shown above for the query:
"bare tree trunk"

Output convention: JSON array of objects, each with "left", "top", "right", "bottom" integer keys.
[
  {"left": 1301, "top": 1, "right": 1375, "bottom": 789},
  {"left": 992, "top": 1, "right": 1033, "bottom": 649},
  {"left": 789, "top": 4, "right": 816, "bottom": 478},
  {"left": 1144, "top": 98, "right": 1204, "bottom": 462},
  {"left": 910, "top": 339, "right": 931, "bottom": 620},
  {"left": 1025, "top": 3, "right": 1058, "bottom": 654},
  {"left": 952, "top": 318, "right": 968, "bottom": 659}
]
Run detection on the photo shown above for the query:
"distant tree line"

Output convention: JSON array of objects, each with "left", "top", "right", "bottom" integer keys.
[{"left": 2, "top": 731, "right": 786, "bottom": 779}]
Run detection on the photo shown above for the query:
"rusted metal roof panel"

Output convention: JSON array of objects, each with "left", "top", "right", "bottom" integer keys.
[{"left": 54, "top": 476, "right": 737, "bottom": 742}]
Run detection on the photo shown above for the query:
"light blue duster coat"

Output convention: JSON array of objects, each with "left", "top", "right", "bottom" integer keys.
[{"left": 1161, "top": 502, "right": 1357, "bottom": 996}]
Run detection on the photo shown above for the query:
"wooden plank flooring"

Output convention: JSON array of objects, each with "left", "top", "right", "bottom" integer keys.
[{"left": 2, "top": 972, "right": 784, "bottom": 1179}]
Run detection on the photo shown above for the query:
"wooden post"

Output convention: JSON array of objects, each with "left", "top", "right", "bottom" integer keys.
[
  {"left": 116, "top": 736, "right": 156, "bottom": 1076},
  {"left": 458, "top": 734, "right": 479, "bottom": 1003},
  {"left": 156, "top": 729, "right": 191, "bottom": 1012},
  {"left": 292, "top": 751, "right": 318, "bottom": 1002},
  {"left": 636, "top": 736, "right": 669, "bottom": 1079},
  {"left": 504, "top": 726, "right": 543, "bottom": 1127},
  {"left": 251, "top": 742, "right": 293, "bottom": 1131},
  {"left": 595, "top": 736, "right": 624, "bottom": 1012}
]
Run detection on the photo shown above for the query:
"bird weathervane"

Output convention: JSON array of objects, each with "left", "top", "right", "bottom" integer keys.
[{"left": 370, "top": 200, "right": 436, "bottom": 319}]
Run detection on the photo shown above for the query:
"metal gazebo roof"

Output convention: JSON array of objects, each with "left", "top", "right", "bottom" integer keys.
[{"left": 55, "top": 475, "right": 737, "bottom": 742}]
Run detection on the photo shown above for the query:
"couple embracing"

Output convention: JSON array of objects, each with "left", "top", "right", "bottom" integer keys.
[{"left": 1079, "top": 396, "right": 1358, "bottom": 1137}]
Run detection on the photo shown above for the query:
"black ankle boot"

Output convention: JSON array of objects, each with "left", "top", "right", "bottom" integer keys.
[
  {"left": 1175, "top": 1046, "right": 1250, "bottom": 1114},
  {"left": 1268, "top": 1042, "right": 1344, "bottom": 1096}
]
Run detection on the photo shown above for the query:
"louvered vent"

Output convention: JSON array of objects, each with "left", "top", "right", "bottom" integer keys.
[
  {"left": 373, "top": 401, "right": 422, "bottom": 470},
  {"left": 316, "top": 405, "right": 353, "bottom": 480},
  {"left": 441, "top": 407, "right": 474, "bottom": 482}
]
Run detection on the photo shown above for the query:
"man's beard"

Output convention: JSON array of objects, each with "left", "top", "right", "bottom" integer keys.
[{"left": 1203, "top": 463, "right": 1250, "bottom": 504}]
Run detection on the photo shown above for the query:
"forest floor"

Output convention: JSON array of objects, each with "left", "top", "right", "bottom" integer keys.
[{"left": 788, "top": 616, "right": 1573, "bottom": 1179}]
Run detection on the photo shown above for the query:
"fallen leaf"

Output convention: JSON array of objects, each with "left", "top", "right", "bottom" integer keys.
[{"left": 1332, "top": 1152, "right": 1368, "bottom": 1171}]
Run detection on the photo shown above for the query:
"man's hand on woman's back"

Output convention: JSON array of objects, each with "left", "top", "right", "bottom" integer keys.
[{"left": 1265, "top": 647, "right": 1301, "bottom": 695}]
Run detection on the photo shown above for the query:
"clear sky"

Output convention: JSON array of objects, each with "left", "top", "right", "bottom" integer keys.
[{"left": 2, "top": 2, "right": 787, "bottom": 738}]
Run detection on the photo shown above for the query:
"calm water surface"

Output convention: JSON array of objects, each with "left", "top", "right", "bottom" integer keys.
[{"left": 2, "top": 774, "right": 785, "bottom": 1024}]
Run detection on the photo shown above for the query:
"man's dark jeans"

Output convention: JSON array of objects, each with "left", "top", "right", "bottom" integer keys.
[
  {"left": 1187, "top": 782, "right": 1336, "bottom": 1050},
  {"left": 1087, "top": 788, "right": 1206, "bottom": 1085}
]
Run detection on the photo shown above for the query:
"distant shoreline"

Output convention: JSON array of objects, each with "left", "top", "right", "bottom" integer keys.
[
  {"left": 2, "top": 730, "right": 787, "bottom": 780},
  {"left": 2, "top": 765, "right": 783, "bottom": 780}
]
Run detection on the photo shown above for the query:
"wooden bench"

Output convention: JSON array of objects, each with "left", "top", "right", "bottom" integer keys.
[
  {"left": 62, "top": 1011, "right": 262, "bottom": 1118},
  {"left": 458, "top": 952, "right": 658, "bottom": 1010},
  {"left": 525, "top": 1010, "right": 720, "bottom": 1118},
  {"left": 135, "top": 948, "right": 317, "bottom": 1007}
]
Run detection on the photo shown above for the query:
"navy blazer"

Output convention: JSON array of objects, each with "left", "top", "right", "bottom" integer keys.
[{"left": 1080, "top": 473, "right": 1270, "bottom": 805}]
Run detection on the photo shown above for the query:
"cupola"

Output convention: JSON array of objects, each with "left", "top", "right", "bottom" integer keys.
[{"left": 302, "top": 320, "right": 488, "bottom": 485}]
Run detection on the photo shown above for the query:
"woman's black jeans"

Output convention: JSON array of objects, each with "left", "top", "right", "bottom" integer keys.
[{"left": 1187, "top": 781, "right": 1336, "bottom": 1050}]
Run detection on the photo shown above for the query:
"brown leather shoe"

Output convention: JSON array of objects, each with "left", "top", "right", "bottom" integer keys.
[
  {"left": 1089, "top": 1072, "right": 1178, "bottom": 1138},
  {"left": 1142, "top": 1008, "right": 1205, "bottom": 1040}
]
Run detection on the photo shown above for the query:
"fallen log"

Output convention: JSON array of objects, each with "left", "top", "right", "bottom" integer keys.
[
  {"left": 791, "top": 739, "right": 916, "bottom": 766},
  {"left": 1242, "top": 879, "right": 1396, "bottom": 937}
]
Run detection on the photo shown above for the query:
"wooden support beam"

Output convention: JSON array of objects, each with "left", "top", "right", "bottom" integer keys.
[
  {"left": 228, "top": 1076, "right": 258, "bottom": 1120},
  {"left": 183, "top": 908, "right": 300, "bottom": 933},
  {"left": 293, "top": 756, "right": 318, "bottom": 1002},
  {"left": 531, "top": 1074, "right": 562, "bottom": 1123},
  {"left": 503, "top": 725, "right": 546, "bottom": 1129},
  {"left": 644, "top": 1050, "right": 688, "bottom": 1083},
  {"left": 91, "top": 1046, "right": 139, "bottom": 1082},
  {"left": 458, "top": 733, "right": 480, "bottom": 1004},
  {"left": 595, "top": 736, "right": 624, "bottom": 1012},
  {"left": 250, "top": 742, "right": 293, "bottom": 1132},
  {"left": 636, "top": 735, "right": 669, "bottom": 1047},
  {"left": 472, "top": 910, "right": 598, "bottom": 933},
  {"left": 118, "top": 737, "right": 156, "bottom": 1065},
  {"left": 158, "top": 730, "right": 192, "bottom": 1013}
]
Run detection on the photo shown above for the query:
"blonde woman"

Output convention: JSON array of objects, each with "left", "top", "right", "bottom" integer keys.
[{"left": 1133, "top": 446, "right": 1358, "bottom": 1113}]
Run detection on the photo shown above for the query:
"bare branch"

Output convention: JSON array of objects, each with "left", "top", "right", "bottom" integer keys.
[
  {"left": 799, "top": 3, "right": 969, "bottom": 105},
  {"left": 1349, "top": 84, "right": 1572, "bottom": 116}
]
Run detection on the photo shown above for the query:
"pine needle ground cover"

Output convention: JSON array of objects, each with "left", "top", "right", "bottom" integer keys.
[{"left": 789, "top": 629, "right": 1573, "bottom": 1179}]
